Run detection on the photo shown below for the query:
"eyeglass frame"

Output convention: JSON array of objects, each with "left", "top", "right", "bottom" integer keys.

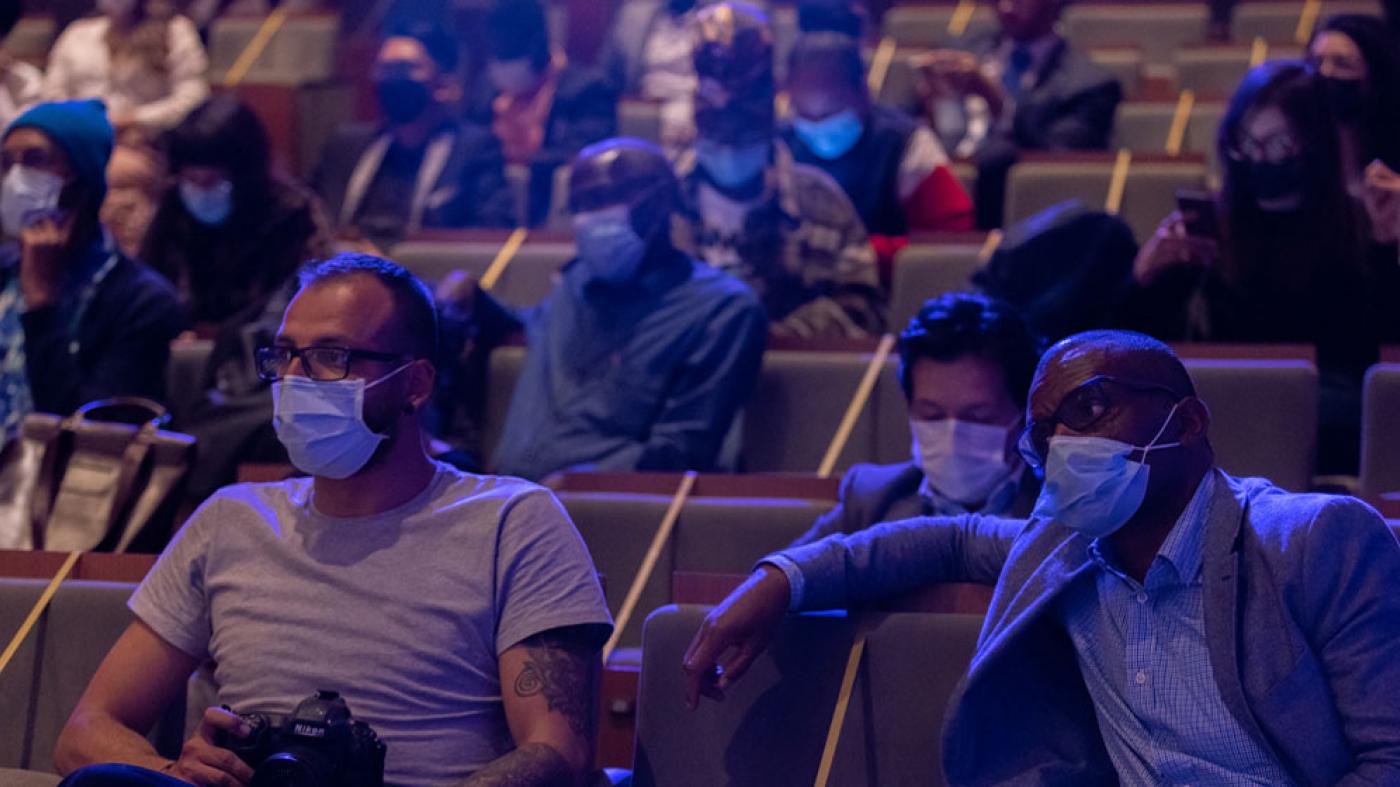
[
  {"left": 255, "top": 344, "right": 415, "bottom": 383},
  {"left": 1017, "top": 375, "right": 1185, "bottom": 470}
]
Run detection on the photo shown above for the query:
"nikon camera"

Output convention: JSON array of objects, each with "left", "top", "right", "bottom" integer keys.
[{"left": 219, "top": 690, "right": 387, "bottom": 787}]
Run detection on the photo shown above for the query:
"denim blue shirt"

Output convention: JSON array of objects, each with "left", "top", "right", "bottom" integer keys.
[
  {"left": 487, "top": 250, "right": 767, "bottom": 480},
  {"left": 1057, "top": 472, "right": 1295, "bottom": 785}
]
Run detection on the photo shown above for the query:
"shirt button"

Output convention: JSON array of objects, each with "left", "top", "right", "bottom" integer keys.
[
  {"left": 1136, "top": 592, "right": 1148, "bottom": 604},
  {"left": 1135, "top": 670, "right": 1147, "bottom": 685}
]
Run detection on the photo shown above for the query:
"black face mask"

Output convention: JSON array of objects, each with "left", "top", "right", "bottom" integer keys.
[
  {"left": 1321, "top": 76, "right": 1365, "bottom": 123},
  {"left": 376, "top": 78, "right": 432, "bottom": 125},
  {"left": 1247, "top": 157, "right": 1306, "bottom": 210}
]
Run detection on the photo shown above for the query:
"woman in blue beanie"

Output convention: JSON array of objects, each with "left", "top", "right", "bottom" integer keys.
[{"left": 0, "top": 99, "right": 186, "bottom": 432}]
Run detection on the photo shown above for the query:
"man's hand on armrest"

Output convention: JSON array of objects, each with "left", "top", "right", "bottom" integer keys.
[
  {"left": 682, "top": 565, "right": 791, "bottom": 709},
  {"left": 463, "top": 625, "right": 602, "bottom": 787}
]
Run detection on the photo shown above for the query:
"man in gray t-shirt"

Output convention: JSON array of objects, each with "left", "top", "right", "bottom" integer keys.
[{"left": 54, "top": 255, "right": 613, "bottom": 787}]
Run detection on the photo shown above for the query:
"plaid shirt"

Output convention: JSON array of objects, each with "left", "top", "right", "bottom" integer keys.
[
  {"left": 1058, "top": 473, "right": 1295, "bottom": 785},
  {"left": 674, "top": 142, "right": 885, "bottom": 337}
]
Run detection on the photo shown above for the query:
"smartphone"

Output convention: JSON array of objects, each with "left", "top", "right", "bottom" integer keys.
[{"left": 1175, "top": 190, "right": 1220, "bottom": 240}]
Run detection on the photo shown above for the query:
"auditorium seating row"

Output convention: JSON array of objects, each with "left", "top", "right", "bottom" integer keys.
[
  {"left": 485, "top": 345, "right": 1323, "bottom": 492},
  {"left": 874, "top": 0, "right": 1374, "bottom": 63},
  {"left": 0, "top": 572, "right": 979, "bottom": 785}
]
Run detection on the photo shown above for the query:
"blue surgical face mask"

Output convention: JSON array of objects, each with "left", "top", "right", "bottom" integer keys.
[
  {"left": 1, "top": 165, "right": 64, "bottom": 239},
  {"left": 911, "top": 417, "right": 1015, "bottom": 505},
  {"left": 179, "top": 179, "right": 234, "bottom": 227},
  {"left": 271, "top": 364, "right": 410, "bottom": 480},
  {"left": 696, "top": 140, "right": 770, "bottom": 190},
  {"left": 1031, "top": 402, "right": 1182, "bottom": 539},
  {"left": 793, "top": 108, "right": 865, "bottom": 160},
  {"left": 573, "top": 205, "right": 647, "bottom": 284}
]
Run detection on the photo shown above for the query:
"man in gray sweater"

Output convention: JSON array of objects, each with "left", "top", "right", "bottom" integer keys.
[{"left": 684, "top": 329, "right": 1400, "bottom": 785}]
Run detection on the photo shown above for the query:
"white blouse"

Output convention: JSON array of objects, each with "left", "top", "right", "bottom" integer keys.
[{"left": 42, "top": 15, "right": 210, "bottom": 130}]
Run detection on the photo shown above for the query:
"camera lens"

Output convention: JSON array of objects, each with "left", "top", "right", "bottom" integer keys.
[{"left": 252, "top": 747, "right": 336, "bottom": 787}]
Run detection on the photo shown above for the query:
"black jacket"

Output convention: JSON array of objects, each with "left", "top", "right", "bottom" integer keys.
[
  {"left": 14, "top": 244, "right": 186, "bottom": 414},
  {"left": 311, "top": 118, "right": 515, "bottom": 246},
  {"left": 964, "top": 33, "right": 1123, "bottom": 152}
]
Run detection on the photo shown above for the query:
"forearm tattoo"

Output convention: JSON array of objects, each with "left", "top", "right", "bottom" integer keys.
[
  {"left": 458, "top": 742, "right": 572, "bottom": 787},
  {"left": 513, "top": 630, "right": 598, "bottom": 740}
]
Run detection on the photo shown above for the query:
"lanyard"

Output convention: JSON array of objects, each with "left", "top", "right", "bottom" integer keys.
[{"left": 66, "top": 251, "right": 120, "bottom": 357}]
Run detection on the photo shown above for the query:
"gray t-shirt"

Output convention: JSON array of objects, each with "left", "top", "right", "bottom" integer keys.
[{"left": 129, "top": 463, "right": 613, "bottom": 787}]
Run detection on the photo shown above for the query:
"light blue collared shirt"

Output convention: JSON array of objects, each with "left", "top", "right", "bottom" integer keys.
[{"left": 1058, "top": 472, "right": 1294, "bottom": 785}]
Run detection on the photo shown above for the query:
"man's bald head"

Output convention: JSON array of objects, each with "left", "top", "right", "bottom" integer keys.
[{"left": 1036, "top": 330, "right": 1195, "bottom": 401}]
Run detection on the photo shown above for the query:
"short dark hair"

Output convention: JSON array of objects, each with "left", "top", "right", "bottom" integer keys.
[
  {"left": 897, "top": 293, "right": 1045, "bottom": 407},
  {"left": 298, "top": 253, "right": 439, "bottom": 363},
  {"left": 0, "top": 1, "right": 22, "bottom": 39},
  {"left": 788, "top": 32, "right": 866, "bottom": 93},
  {"left": 387, "top": 19, "right": 460, "bottom": 73},
  {"left": 485, "top": 0, "right": 550, "bottom": 68}
]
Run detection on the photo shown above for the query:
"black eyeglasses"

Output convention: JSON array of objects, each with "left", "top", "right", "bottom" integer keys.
[
  {"left": 1018, "top": 375, "right": 1183, "bottom": 469},
  {"left": 256, "top": 345, "right": 412, "bottom": 382}
]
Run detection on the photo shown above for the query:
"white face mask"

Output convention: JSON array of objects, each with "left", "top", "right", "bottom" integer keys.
[
  {"left": 1, "top": 166, "right": 64, "bottom": 239},
  {"left": 179, "top": 179, "right": 234, "bottom": 226},
  {"left": 911, "top": 418, "right": 1015, "bottom": 505},
  {"left": 1030, "top": 401, "right": 1182, "bottom": 539},
  {"left": 695, "top": 140, "right": 769, "bottom": 190},
  {"left": 271, "top": 364, "right": 410, "bottom": 480},
  {"left": 573, "top": 205, "right": 646, "bottom": 284}
]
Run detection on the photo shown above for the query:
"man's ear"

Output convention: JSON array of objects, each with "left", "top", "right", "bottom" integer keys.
[
  {"left": 1176, "top": 396, "right": 1211, "bottom": 446},
  {"left": 403, "top": 358, "right": 437, "bottom": 414}
]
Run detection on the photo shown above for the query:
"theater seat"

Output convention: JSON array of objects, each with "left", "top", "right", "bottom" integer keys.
[
  {"left": 1174, "top": 44, "right": 1303, "bottom": 99},
  {"left": 1112, "top": 102, "right": 1178, "bottom": 152},
  {"left": 1062, "top": 4, "right": 1210, "bottom": 65},
  {"left": 742, "top": 351, "right": 889, "bottom": 473},
  {"left": 1231, "top": 0, "right": 1381, "bottom": 42},
  {"left": 207, "top": 13, "right": 340, "bottom": 85},
  {"left": 1088, "top": 48, "right": 1143, "bottom": 100},
  {"left": 632, "top": 605, "right": 982, "bottom": 787},
  {"left": 673, "top": 497, "right": 834, "bottom": 575},
  {"left": 1185, "top": 359, "right": 1317, "bottom": 491},
  {"left": 1360, "top": 364, "right": 1400, "bottom": 499},
  {"left": 0, "top": 579, "right": 182, "bottom": 774},
  {"left": 1003, "top": 155, "right": 1208, "bottom": 244},
  {"left": 389, "top": 238, "right": 572, "bottom": 305},
  {"left": 879, "top": 5, "right": 999, "bottom": 47},
  {"left": 888, "top": 241, "right": 984, "bottom": 331},
  {"left": 559, "top": 492, "right": 834, "bottom": 651},
  {"left": 483, "top": 345, "right": 527, "bottom": 464},
  {"left": 561, "top": 492, "right": 677, "bottom": 650}
]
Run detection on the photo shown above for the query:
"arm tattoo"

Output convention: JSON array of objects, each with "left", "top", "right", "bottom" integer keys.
[
  {"left": 458, "top": 742, "right": 572, "bottom": 787},
  {"left": 512, "top": 630, "right": 598, "bottom": 740}
]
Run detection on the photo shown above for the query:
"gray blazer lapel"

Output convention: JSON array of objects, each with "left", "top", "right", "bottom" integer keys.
[{"left": 1200, "top": 470, "right": 1273, "bottom": 753}]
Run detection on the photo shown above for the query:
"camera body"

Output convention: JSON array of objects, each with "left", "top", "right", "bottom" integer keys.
[{"left": 220, "top": 690, "right": 386, "bottom": 787}]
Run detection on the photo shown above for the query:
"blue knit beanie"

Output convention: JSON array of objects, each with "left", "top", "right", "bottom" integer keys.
[{"left": 5, "top": 100, "right": 114, "bottom": 201}]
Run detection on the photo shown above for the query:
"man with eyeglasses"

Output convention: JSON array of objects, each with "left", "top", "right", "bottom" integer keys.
[
  {"left": 54, "top": 254, "right": 614, "bottom": 787},
  {"left": 682, "top": 329, "right": 1400, "bottom": 784}
]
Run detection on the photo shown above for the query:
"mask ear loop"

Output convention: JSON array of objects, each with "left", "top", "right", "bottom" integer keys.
[{"left": 1137, "top": 399, "right": 1186, "bottom": 459}]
